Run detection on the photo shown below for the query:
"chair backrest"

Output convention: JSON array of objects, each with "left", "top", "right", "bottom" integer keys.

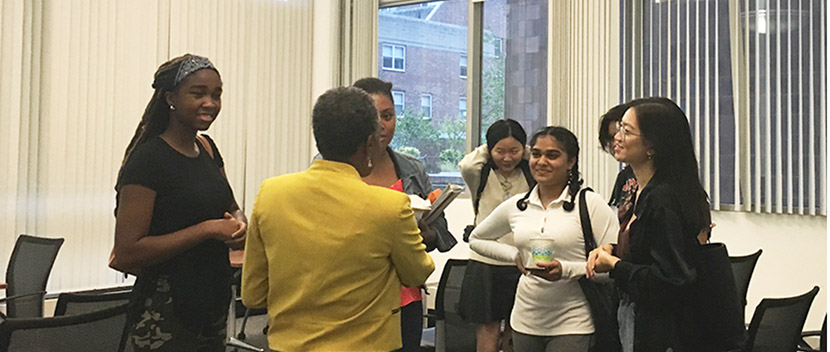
[
  {"left": 0, "top": 302, "right": 130, "bottom": 352},
  {"left": 5, "top": 234, "right": 64, "bottom": 318},
  {"left": 54, "top": 286, "right": 132, "bottom": 316},
  {"left": 729, "top": 249, "right": 763, "bottom": 307},
  {"left": 746, "top": 286, "right": 820, "bottom": 352},
  {"left": 435, "top": 259, "right": 476, "bottom": 352}
]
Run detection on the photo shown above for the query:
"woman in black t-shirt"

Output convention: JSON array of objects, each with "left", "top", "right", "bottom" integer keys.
[{"left": 111, "top": 54, "right": 246, "bottom": 352}]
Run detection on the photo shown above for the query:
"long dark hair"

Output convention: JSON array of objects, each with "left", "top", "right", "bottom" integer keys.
[
  {"left": 473, "top": 119, "right": 534, "bottom": 214},
  {"left": 517, "top": 126, "right": 582, "bottom": 212},
  {"left": 486, "top": 119, "right": 527, "bottom": 154},
  {"left": 118, "top": 54, "right": 219, "bottom": 174},
  {"left": 114, "top": 54, "right": 219, "bottom": 213},
  {"left": 598, "top": 103, "right": 629, "bottom": 154},
  {"left": 629, "top": 97, "right": 710, "bottom": 233},
  {"left": 484, "top": 118, "right": 530, "bottom": 178}
]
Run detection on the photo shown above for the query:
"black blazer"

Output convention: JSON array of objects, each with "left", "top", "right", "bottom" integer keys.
[{"left": 611, "top": 179, "right": 708, "bottom": 352}]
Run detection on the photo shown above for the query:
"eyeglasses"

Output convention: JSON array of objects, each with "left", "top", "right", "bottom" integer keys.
[{"left": 616, "top": 121, "right": 641, "bottom": 141}]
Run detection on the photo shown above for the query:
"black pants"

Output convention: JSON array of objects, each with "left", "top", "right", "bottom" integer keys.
[{"left": 396, "top": 300, "right": 423, "bottom": 352}]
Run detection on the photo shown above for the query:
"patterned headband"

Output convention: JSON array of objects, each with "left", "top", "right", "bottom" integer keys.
[{"left": 173, "top": 55, "right": 215, "bottom": 87}]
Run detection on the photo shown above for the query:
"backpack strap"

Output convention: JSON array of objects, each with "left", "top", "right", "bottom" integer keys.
[
  {"left": 473, "top": 162, "right": 493, "bottom": 217},
  {"left": 578, "top": 187, "right": 597, "bottom": 259},
  {"left": 474, "top": 159, "right": 536, "bottom": 216},
  {"left": 195, "top": 134, "right": 215, "bottom": 160}
]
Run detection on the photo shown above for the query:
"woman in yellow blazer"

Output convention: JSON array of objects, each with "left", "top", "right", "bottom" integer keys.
[{"left": 241, "top": 86, "right": 435, "bottom": 352}]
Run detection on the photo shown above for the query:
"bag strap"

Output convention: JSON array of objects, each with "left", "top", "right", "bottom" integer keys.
[
  {"left": 195, "top": 134, "right": 215, "bottom": 160},
  {"left": 579, "top": 187, "right": 597, "bottom": 259},
  {"left": 474, "top": 159, "right": 535, "bottom": 216},
  {"left": 473, "top": 162, "right": 493, "bottom": 216}
]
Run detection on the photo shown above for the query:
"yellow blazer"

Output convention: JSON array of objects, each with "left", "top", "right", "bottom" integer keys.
[{"left": 241, "top": 159, "right": 435, "bottom": 352}]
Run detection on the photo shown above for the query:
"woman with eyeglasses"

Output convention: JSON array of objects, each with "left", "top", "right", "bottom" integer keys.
[
  {"left": 458, "top": 119, "right": 534, "bottom": 352},
  {"left": 586, "top": 98, "right": 720, "bottom": 351}
]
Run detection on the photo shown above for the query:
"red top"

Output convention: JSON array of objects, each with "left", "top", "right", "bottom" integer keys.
[{"left": 389, "top": 179, "right": 423, "bottom": 307}]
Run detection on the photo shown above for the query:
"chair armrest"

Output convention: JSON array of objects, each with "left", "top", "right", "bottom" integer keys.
[
  {"left": 797, "top": 330, "right": 822, "bottom": 352},
  {"left": 0, "top": 291, "right": 46, "bottom": 304}
]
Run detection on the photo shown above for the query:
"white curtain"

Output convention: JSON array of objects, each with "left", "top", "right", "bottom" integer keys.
[
  {"left": 548, "top": 0, "right": 622, "bottom": 201},
  {"left": 0, "top": 0, "right": 319, "bottom": 293},
  {"left": 339, "top": 0, "right": 379, "bottom": 85}
]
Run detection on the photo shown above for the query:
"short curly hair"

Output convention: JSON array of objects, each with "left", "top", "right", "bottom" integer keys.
[{"left": 312, "top": 87, "right": 380, "bottom": 161}]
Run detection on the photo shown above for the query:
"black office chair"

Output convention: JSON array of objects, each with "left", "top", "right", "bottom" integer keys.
[
  {"left": 0, "top": 234, "right": 64, "bottom": 318},
  {"left": 421, "top": 259, "right": 476, "bottom": 352},
  {"left": 745, "top": 286, "right": 820, "bottom": 352},
  {"left": 797, "top": 314, "right": 827, "bottom": 352},
  {"left": 0, "top": 302, "right": 129, "bottom": 352},
  {"left": 729, "top": 249, "right": 763, "bottom": 308},
  {"left": 54, "top": 286, "right": 132, "bottom": 316}
]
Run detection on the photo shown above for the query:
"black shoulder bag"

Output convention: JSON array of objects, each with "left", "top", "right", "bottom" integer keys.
[{"left": 577, "top": 188, "right": 622, "bottom": 352}]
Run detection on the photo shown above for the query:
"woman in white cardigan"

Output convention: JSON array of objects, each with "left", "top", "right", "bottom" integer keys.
[
  {"left": 458, "top": 119, "right": 533, "bottom": 352},
  {"left": 469, "top": 126, "right": 619, "bottom": 352}
]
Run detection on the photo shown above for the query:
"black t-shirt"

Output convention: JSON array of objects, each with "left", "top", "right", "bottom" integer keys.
[{"left": 118, "top": 135, "right": 233, "bottom": 326}]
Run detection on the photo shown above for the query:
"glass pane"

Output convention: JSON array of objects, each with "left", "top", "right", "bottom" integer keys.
[
  {"left": 481, "top": 0, "right": 548, "bottom": 143},
  {"left": 382, "top": 45, "right": 392, "bottom": 57},
  {"left": 379, "top": 1, "right": 467, "bottom": 188},
  {"left": 392, "top": 91, "right": 405, "bottom": 116}
]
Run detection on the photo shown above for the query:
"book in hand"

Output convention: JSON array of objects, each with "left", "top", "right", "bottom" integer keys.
[{"left": 420, "top": 184, "right": 464, "bottom": 225}]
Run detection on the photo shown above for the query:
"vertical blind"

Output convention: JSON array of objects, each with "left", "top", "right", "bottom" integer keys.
[
  {"left": 549, "top": 0, "right": 622, "bottom": 200},
  {"left": 0, "top": 0, "right": 317, "bottom": 293},
  {"left": 621, "top": 0, "right": 826, "bottom": 215}
]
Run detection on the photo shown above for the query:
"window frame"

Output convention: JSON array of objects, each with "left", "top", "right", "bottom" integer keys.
[
  {"left": 381, "top": 43, "right": 407, "bottom": 72},
  {"left": 392, "top": 90, "right": 405, "bottom": 117},
  {"left": 420, "top": 94, "right": 433, "bottom": 119}
]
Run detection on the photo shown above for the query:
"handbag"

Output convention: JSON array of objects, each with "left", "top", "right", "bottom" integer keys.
[
  {"left": 577, "top": 188, "right": 622, "bottom": 352},
  {"left": 685, "top": 242, "right": 747, "bottom": 351}
]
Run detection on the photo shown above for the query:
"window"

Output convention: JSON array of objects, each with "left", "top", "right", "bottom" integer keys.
[
  {"left": 481, "top": 0, "right": 548, "bottom": 143},
  {"left": 459, "top": 97, "right": 467, "bottom": 118},
  {"left": 460, "top": 55, "right": 467, "bottom": 78},
  {"left": 382, "top": 44, "right": 406, "bottom": 71},
  {"left": 421, "top": 94, "right": 433, "bottom": 119},
  {"left": 493, "top": 38, "right": 503, "bottom": 58},
  {"left": 392, "top": 90, "right": 405, "bottom": 117},
  {"left": 379, "top": 0, "right": 467, "bottom": 185},
  {"left": 622, "top": 0, "right": 827, "bottom": 215}
]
